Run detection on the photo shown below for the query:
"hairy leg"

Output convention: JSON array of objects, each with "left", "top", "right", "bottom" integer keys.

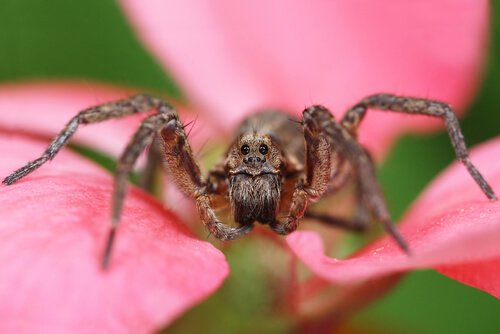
[
  {"left": 3, "top": 94, "right": 169, "bottom": 185},
  {"left": 279, "top": 105, "right": 409, "bottom": 252},
  {"left": 305, "top": 178, "right": 372, "bottom": 233},
  {"left": 105, "top": 112, "right": 252, "bottom": 266},
  {"left": 304, "top": 211, "right": 367, "bottom": 232},
  {"left": 138, "top": 136, "right": 165, "bottom": 192},
  {"left": 0, "top": 94, "right": 177, "bottom": 267},
  {"left": 103, "top": 113, "right": 178, "bottom": 267},
  {"left": 159, "top": 117, "right": 253, "bottom": 241},
  {"left": 3, "top": 95, "right": 248, "bottom": 268},
  {"left": 270, "top": 105, "right": 333, "bottom": 235},
  {"left": 342, "top": 93, "right": 496, "bottom": 200}
]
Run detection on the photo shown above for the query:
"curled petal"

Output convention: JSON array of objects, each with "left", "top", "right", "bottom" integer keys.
[
  {"left": 121, "top": 0, "right": 488, "bottom": 156},
  {"left": 0, "top": 133, "right": 228, "bottom": 332},
  {"left": 287, "top": 137, "right": 500, "bottom": 297}
]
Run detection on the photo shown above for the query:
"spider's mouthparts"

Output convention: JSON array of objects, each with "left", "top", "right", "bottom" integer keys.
[{"left": 230, "top": 165, "right": 279, "bottom": 177}]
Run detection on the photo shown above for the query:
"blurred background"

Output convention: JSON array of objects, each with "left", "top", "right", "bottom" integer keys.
[{"left": 0, "top": 1, "right": 499, "bottom": 333}]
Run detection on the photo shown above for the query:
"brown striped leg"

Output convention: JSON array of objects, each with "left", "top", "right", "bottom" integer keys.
[
  {"left": 284, "top": 105, "right": 409, "bottom": 253},
  {"left": 105, "top": 112, "right": 253, "bottom": 267},
  {"left": 103, "top": 112, "right": 179, "bottom": 268},
  {"left": 270, "top": 105, "right": 333, "bottom": 235},
  {"left": 159, "top": 118, "right": 253, "bottom": 242},
  {"left": 3, "top": 94, "right": 168, "bottom": 185}
]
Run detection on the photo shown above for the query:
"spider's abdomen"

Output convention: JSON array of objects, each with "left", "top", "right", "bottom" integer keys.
[{"left": 229, "top": 173, "right": 281, "bottom": 225}]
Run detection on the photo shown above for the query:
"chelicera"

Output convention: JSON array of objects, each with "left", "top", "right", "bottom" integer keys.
[{"left": 3, "top": 93, "right": 497, "bottom": 267}]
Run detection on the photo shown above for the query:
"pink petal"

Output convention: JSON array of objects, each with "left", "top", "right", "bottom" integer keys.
[
  {"left": 0, "top": 133, "right": 228, "bottom": 333},
  {"left": 287, "top": 137, "right": 500, "bottom": 297},
  {"left": 122, "top": 0, "right": 488, "bottom": 156}
]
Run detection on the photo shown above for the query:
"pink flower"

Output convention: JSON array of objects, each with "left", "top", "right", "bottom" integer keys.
[{"left": 0, "top": 0, "right": 496, "bottom": 332}]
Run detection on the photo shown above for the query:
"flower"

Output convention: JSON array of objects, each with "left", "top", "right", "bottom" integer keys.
[{"left": 0, "top": 0, "right": 497, "bottom": 333}]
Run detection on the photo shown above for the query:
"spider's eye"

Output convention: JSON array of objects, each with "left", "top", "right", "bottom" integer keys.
[
  {"left": 241, "top": 144, "right": 250, "bottom": 155},
  {"left": 259, "top": 144, "right": 268, "bottom": 155}
]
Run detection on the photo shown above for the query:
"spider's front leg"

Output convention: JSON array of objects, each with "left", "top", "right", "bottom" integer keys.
[
  {"left": 3, "top": 94, "right": 165, "bottom": 185},
  {"left": 107, "top": 111, "right": 253, "bottom": 267},
  {"left": 272, "top": 105, "right": 409, "bottom": 253},
  {"left": 269, "top": 107, "right": 333, "bottom": 235},
  {"left": 2, "top": 94, "right": 248, "bottom": 267},
  {"left": 159, "top": 118, "right": 254, "bottom": 243},
  {"left": 342, "top": 93, "right": 497, "bottom": 200}
]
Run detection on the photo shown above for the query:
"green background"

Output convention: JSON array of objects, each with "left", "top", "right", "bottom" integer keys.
[{"left": 1, "top": 1, "right": 499, "bottom": 333}]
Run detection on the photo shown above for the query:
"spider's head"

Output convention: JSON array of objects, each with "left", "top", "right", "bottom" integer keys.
[
  {"left": 227, "top": 133, "right": 282, "bottom": 176},
  {"left": 226, "top": 133, "right": 283, "bottom": 224}
]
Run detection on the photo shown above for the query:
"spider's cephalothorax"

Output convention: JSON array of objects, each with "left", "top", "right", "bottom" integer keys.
[{"left": 3, "top": 93, "right": 497, "bottom": 268}]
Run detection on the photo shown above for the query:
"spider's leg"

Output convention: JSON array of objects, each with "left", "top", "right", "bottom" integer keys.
[
  {"left": 3, "top": 94, "right": 166, "bottom": 185},
  {"left": 103, "top": 112, "right": 178, "bottom": 268},
  {"left": 278, "top": 105, "right": 409, "bottom": 253},
  {"left": 304, "top": 211, "right": 367, "bottom": 232},
  {"left": 319, "top": 151, "right": 353, "bottom": 197},
  {"left": 159, "top": 118, "right": 253, "bottom": 242},
  {"left": 342, "top": 93, "right": 496, "bottom": 200},
  {"left": 138, "top": 135, "right": 165, "bottom": 192},
  {"left": 104, "top": 112, "right": 252, "bottom": 268},
  {"left": 305, "top": 180, "right": 372, "bottom": 232},
  {"left": 270, "top": 106, "right": 333, "bottom": 235}
]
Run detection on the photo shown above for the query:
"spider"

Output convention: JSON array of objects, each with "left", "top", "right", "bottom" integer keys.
[{"left": 3, "top": 93, "right": 497, "bottom": 267}]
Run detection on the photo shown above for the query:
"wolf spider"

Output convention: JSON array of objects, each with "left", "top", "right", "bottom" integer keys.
[{"left": 3, "top": 93, "right": 497, "bottom": 267}]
